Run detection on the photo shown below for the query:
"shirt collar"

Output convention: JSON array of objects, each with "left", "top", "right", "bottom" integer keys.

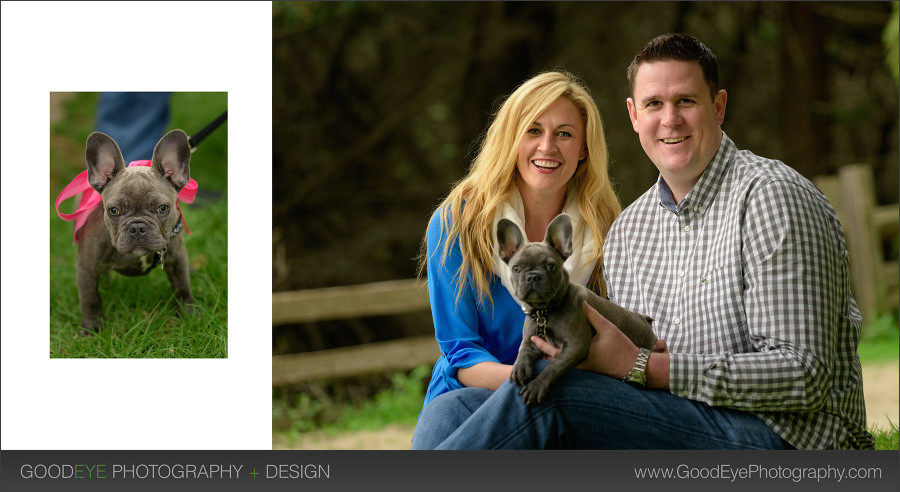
[
  {"left": 657, "top": 131, "right": 736, "bottom": 214},
  {"left": 657, "top": 177, "right": 678, "bottom": 212}
]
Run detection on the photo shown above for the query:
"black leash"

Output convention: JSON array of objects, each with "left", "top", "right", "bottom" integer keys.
[{"left": 188, "top": 110, "right": 227, "bottom": 152}]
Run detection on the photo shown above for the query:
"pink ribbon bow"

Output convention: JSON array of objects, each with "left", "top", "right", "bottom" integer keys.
[{"left": 55, "top": 160, "right": 198, "bottom": 243}]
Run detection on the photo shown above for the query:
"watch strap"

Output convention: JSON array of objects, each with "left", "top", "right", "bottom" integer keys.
[{"left": 622, "top": 347, "right": 651, "bottom": 388}]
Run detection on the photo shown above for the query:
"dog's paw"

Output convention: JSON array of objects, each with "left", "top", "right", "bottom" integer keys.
[
  {"left": 80, "top": 317, "right": 103, "bottom": 336},
  {"left": 175, "top": 297, "right": 200, "bottom": 318},
  {"left": 519, "top": 381, "right": 549, "bottom": 406},
  {"left": 510, "top": 361, "right": 534, "bottom": 386}
]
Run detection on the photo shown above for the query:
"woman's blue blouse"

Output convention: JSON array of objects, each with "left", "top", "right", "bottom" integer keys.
[{"left": 421, "top": 211, "right": 526, "bottom": 409}]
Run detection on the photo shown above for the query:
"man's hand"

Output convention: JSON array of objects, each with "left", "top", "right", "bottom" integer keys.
[
  {"left": 652, "top": 339, "right": 668, "bottom": 354},
  {"left": 531, "top": 302, "right": 668, "bottom": 381}
]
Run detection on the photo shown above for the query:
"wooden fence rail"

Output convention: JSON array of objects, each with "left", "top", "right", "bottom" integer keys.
[
  {"left": 272, "top": 278, "right": 430, "bottom": 325},
  {"left": 272, "top": 335, "right": 438, "bottom": 386},
  {"left": 273, "top": 279, "right": 437, "bottom": 386},
  {"left": 814, "top": 164, "right": 899, "bottom": 321}
]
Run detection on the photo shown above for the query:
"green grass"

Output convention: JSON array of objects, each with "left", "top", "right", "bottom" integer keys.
[
  {"left": 857, "top": 311, "right": 899, "bottom": 363},
  {"left": 872, "top": 421, "right": 899, "bottom": 450},
  {"left": 273, "top": 365, "right": 431, "bottom": 442},
  {"left": 858, "top": 311, "right": 900, "bottom": 450},
  {"left": 50, "top": 92, "right": 228, "bottom": 358}
]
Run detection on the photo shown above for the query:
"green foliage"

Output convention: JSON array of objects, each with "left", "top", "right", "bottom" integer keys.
[
  {"left": 49, "top": 92, "right": 228, "bottom": 358},
  {"left": 757, "top": 20, "right": 782, "bottom": 46},
  {"left": 168, "top": 92, "right": 228, "bottom": 191},
  {"left": 338, "top": 365, "right": 431, "bottom": 431},
  {"left": 273, "top": 365, "right": 431, "bottom": 440},
  {"left": 885, "top": 2, "right": 900, "bottom": 84},
  {"left": 857, "top": 311, "right": 900, "bottom": 363}
]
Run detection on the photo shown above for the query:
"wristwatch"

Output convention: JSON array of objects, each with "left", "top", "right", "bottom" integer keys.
[{"left": 622, "top": 347, "right": 651, "bottom": 388}]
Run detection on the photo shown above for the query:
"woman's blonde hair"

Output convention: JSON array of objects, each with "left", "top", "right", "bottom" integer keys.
[{"left": 420, "top": 71, "right": 621, "bottom": 307}]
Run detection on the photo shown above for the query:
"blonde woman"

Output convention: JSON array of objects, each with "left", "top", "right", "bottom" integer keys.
[{"left": 411, "top": 71, "right": 621, "bottom": 449}]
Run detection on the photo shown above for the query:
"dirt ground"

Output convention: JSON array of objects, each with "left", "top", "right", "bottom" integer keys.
[
  {"left": 862, "top": 359, "right": 900, "bottom": 432},
  {"left": 276, "top": 359, "right": 900, "bottom": 450},
  {"left": 273, "top": 423, "right": 417, "bottom": 450}
]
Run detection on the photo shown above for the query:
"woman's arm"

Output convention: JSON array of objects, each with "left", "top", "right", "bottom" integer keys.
[
  {"left": 426, "top": 210, "right": 508, "bottom": 391},
  {"left": 458, "top": 362, "right": 513, "bottom": 391}
]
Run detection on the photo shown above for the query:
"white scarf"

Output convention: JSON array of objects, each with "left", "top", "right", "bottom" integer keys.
[{"left": 491, "top": 187, "right": 596, "bottom": 311}]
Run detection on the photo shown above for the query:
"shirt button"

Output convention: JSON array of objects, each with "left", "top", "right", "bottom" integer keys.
[
  {"left": 674, "top": 317, "right": 681, "bottom": 325},
  {"left": 697, "top": 206, "right": 705, "bottom": 214},
  {"left": 683, "top": 225, "right": 691, "bottom": 232},
  {"left": 680, "top": 270, "right": 685, "bottom": 278}
]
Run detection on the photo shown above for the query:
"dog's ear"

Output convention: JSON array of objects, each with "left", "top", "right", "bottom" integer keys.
[
  {"left": 85, "top": 132, "right": 126, "bottom": 193},
  {"left": 151, "top": 129, "right": 192, "bottom": 192},
  {"left": 545, "top": 214, "right": 573, "bottom": 260},
  {"left": 497, "top": 219, "right": 525, "bottom": 264}
]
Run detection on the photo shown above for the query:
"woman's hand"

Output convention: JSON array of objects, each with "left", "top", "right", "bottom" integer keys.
[{"left": 531, "top": 301, "right": 670, "bottom": 388}]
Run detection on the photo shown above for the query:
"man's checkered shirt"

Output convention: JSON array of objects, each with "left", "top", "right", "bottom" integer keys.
[{"left": 604, "top": 133, "right": 874, "bottom": 449}]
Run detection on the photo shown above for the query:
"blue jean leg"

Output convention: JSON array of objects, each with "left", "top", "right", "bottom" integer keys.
[
  {"left": 432, "top": 360, "right": 789, "bottom": 450},
  {"left": 411, "top": 386, "right": 493, "bottom": 450},
  {"left": 95, "top": 92, "right": 171, "bottom": 162}
]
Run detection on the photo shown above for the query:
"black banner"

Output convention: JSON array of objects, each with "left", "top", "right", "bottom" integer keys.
[{"left": 1, "top": 450, "right": 898, "bottom": 492}]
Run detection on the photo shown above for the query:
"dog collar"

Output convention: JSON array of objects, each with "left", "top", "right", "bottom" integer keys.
[
  {"left": 153, "top": 214, "right": 185, "bottom": 270},
  {"left": 149, "top": 248, "right": 164, "bottom": 271},
  {"left": 153, "top": 247, "right": 167, "bottom": 270},
  {"left": 55, "top": 160, "right": 198, "bottom": 244},
  {"left": 170, "top": 212, "right": 184, "bottom": 238},
  {"left": 530, "top": 308, "right": 549, "bottom": 339}
]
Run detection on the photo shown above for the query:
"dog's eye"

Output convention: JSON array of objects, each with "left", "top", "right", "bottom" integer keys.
[
  {"left": 107, "top": 207, "right": 119, "bottom": 217},
  {"left": 547, "top": 263, "right": 556, "bottom": 272},
  {"left": 512, "top": 265, "right": 520, "bottom": 273},
  {"left": 158, "top": 205, "right": 169, "bottom": 214}
]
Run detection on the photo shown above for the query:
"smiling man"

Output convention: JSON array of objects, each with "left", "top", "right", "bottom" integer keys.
[
  {"left": 427, "top": 33, "right": 874, "bottom": 450},
  {"left": 626, "top": 54, "right": 726, "bottom": 202},
  {"left": 602, "top": 33, "right": 874, "bottom": 449}
]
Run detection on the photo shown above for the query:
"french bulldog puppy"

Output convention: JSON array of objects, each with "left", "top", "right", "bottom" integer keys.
[
  {"left": 76, "top": 130, "right": 196, "bottom": 334},
  {"left": 498, "top": 214, "right": 656, "bottom": 405}
]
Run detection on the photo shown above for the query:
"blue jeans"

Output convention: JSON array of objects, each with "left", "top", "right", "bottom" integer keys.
[
  {"left": 412, "top": 360, "right": 790, "bottom": 450},
  {"left": 95, "top": 92, "right": 171, "bottom": 162}
]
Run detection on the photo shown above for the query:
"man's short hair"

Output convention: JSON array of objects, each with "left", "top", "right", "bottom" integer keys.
[{"left": 627, "top": 33, "right": 720, "bottom": 101}]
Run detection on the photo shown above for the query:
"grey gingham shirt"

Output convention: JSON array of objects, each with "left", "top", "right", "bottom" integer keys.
[{"left": 604, "top": 133, "right": 874, "bottom": 449}]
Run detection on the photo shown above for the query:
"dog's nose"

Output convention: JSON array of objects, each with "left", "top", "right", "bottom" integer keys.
[
  {"left": 128, "top": 221, "right": 148, "bottom": 238},
  {"left": 525, "top": 272, "right": 541, "bottom": 284}
]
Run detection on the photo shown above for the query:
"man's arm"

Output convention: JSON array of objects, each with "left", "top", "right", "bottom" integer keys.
[{"left": 667, "top": 180, "right": 849, "bottom": 412}]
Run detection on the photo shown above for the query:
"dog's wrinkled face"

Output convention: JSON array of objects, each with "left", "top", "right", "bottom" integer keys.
[
  {"left": 99, "top": 167, "right": 180, "bottom": 255},
  {"left": 497, "top": 214, "right": 574, "bottom": 308},
  {"left": 85, "top": 130, "right": 191, "bottom": 256}
]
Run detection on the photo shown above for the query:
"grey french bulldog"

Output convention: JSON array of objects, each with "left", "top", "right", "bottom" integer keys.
[
  {"left": 498, "top": 213, "right": 657, "bottom": 405},
  {"left": 75, "top": 129, "right": 196, "bottom": 335}
]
